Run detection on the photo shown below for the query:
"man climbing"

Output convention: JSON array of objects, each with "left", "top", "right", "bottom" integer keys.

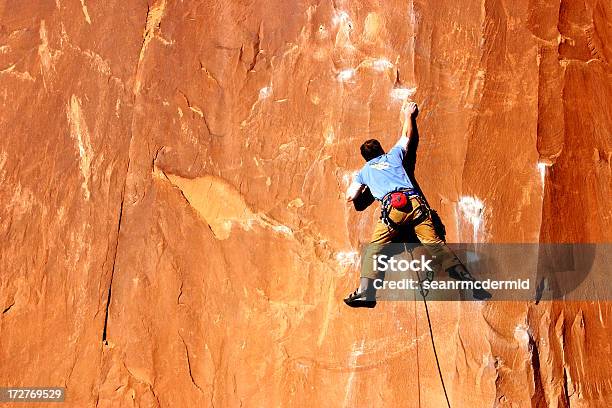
[{"left": 344, "top": 101, "right": 490, "bottom": 308}]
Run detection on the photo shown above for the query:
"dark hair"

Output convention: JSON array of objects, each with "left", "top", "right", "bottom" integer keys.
[{"left": 360, "top": 139, "right": 385, "bottom": 161}]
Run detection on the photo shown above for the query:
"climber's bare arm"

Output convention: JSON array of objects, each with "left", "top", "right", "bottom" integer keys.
[
  {"left": 395, "top": 101, "right": 419, "bottom": 151},
  {"left": 346, "top": 180, "right": 365, "bottom": 202}
]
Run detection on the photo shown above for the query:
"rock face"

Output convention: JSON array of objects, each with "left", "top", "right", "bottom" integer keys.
[{"left": 0, "top": 1, "right": 610, "bottom": 407}]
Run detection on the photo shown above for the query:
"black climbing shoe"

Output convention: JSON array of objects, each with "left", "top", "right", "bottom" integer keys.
[
  {"left": 472, "top": 287, "right": 492, "bottom": 300},
  {"left": 344, "top": 289, "right": 377, "bottom": 308},
  {"left": 448, "top": 265, "right": 475, "bottom": 281},
  {"left": 448, "top": 265, "right": 492, "bottom": 301}
]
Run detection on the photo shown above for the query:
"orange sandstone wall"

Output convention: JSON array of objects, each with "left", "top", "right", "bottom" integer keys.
[{"left": 0, "top": 1, "right": 610, "bottom": 407}]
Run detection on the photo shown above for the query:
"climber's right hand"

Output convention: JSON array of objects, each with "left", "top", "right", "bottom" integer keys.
[
  {"left": 407, "top": 101, "right": 419, "bottom": 119},
  {"left": 400, "top": 101, "right": 419, "bottom": 122}
]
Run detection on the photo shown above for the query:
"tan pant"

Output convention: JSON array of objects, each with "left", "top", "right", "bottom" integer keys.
[{"left": 361, "top": 196, "right": 461, "bottom": 279}]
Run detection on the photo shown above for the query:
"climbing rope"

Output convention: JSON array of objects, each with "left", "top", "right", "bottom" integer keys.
[
  {"left": 409, "top": 247, "right": 452, "bottom": 408},
  {"left": 413, "top": 288, "right": 422, "bottom": 408}
]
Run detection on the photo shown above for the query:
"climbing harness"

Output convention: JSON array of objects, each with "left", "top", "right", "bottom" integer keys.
[{"left": 380, "top": 189, "right": 429, "bottom": 231}]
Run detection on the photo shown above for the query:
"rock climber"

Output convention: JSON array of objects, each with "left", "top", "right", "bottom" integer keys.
[{"left": 344, "top": 101, "right": 491, "bottom": 308}]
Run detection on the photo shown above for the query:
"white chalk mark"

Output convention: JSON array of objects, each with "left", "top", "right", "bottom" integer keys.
[
  {"left": 80, "top": 0, "right": 92, "bottom": 24},
  {"left": 240, "top": 85, "right": 272, "bottom": 127},
  {"left": 342, "top": 171, "right": 359, "bottom": 188},
  {"left": 457, "top": 196, "right": 485, "bottom": 242},
  {"left": 537, "top": 163, "right": 546, "bottom": 188},
  {"left": 391, "top": 87, "right": 417, "bottom": 100},
  {"left": 335, "top": 251, "right": 359, "bottom": 267},
  {"left": 514, "top": 324, "right": 530, "bottom": 350},
  {"left": 271, "top": 225, "right": 293, "bottom": 235},
  {"left": 371, "top": 58, "right": 393, "bottom": 71},
  {"left": 332, "top": 11, "right": 352, "bottom": 27},
  {"left": 537, "top": 160, "right": 552, "bottom": 191},
  {"left": 67, "top": 95, "right": 94, "bottom": 200},
  {"left": 337, "top": 68, "right": 355, "bottom": 82},
  {"left": 259, "top": 86, "right": 272, "bottom": 99}
]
